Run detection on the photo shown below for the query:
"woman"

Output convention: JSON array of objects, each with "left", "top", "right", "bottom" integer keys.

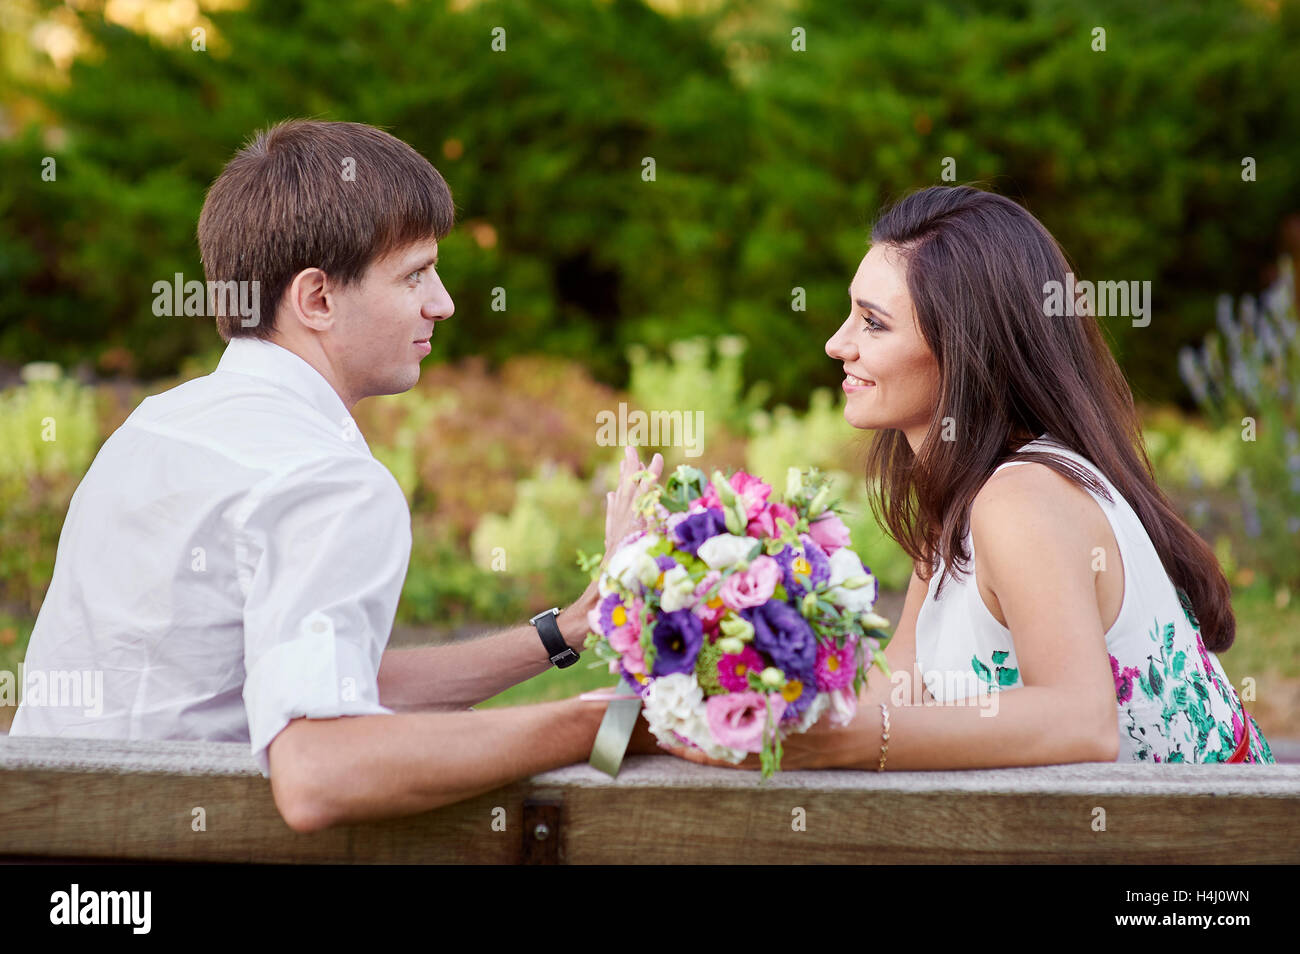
[{"left": 665, "top": 184, "right": 1274, "bottom": 769}]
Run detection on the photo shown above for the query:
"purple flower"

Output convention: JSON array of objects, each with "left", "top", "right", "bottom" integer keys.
[
  {"left": 651, "top": 610, "right": 704, "bottom": 676},
  {"left": 673, "top": 508, "right": 728, "bottom": 556},
  {"left": 654, "top": 554, "right": 679, "bottom": 573},
  {"left": 778, "top": 673, "right": 819, "bottom": 724},
  {"left": 773, "top": 535, "right": 831, "bottom": 600},
  {"left": 742, "top": 599, "right": 817, "bottom": 676}
]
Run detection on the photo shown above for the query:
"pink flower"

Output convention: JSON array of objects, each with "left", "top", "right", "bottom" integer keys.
[
  {"left": 729, "top": 472, "right": 773, "bottom": 520},
  {"left": 692, "top": 571, "right": 726, "bottom": 629},
  {"left": 691, "top": 472, "right": 773, "bottom": 522},
  {"left": 706, "top": 691, "right": 786, "bottom": 753},
  {"left": 606, "top": 597, "right": 646, "bottom": 674},
  {"left": 747, "top": 501, "right": 799, "bottom": 539},
  {"left": 609, "top": 626, "right": 647, "bottom": 674},
  {"left": 1109, "top": 653, "right": 1140, "bottom": 704},
  {"left": 808, "top": 512, "right": 851, "bottom": 553},
  {"left": 691, "top": 487, "right": 722, "bottom": 510},
  {"left": 717, "top": 645, "right": 765, "bottom": 692},
  {"left": 719, "top": 555, "right": 781, "bottom": 610},
  {"left": 815, "top": 638, "right": 857, "bottom": 691}
]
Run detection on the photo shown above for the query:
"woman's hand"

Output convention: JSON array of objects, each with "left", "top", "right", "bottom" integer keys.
[
  {"left": 653, "top": 703, "right": 875, "bottom": 771},
  {"left": 558, "top": 446, "right": 664, "bottom": 646},
  {"left": 602, "top": 445, "right": 664, "bottom": 571}
]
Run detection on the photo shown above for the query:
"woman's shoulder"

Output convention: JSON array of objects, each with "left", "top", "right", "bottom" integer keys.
[{"left": 970, "top": 455, "right": 1109, "bottom": 545}]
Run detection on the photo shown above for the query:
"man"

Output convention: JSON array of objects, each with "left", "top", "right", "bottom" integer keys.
[{"left": 9, "top": 119, "right": 662, "bottom": 833}]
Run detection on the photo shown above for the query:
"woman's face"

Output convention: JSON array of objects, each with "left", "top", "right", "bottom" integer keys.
[{"left": 825, "top": 243, "right": 941, "bottom": 447}]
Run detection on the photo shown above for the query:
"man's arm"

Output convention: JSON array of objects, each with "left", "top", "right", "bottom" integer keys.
[
  {"left": 379, "top": 446, "right": 663, "bottom": 710},
  {"left": 268, "top": 696, "right": 609, "bottom": 832},
  {"left": 377, "top": 590, "right": 596, "bottom": 711}
]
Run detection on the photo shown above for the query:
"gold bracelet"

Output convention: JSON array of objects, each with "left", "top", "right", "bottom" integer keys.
[{"left": 876, "top": 702, "right": 890, "bottom": 771}]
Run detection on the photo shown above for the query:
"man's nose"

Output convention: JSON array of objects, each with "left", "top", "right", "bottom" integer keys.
[{"left": 423, "top": 276, "right": 454, "bottom": 322}]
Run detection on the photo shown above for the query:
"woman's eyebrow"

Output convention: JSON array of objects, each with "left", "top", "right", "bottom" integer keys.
[{"left": 849, "top": 292, "right": 894, "bottom": 319}]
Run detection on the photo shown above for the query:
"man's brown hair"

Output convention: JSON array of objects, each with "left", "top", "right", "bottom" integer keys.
[{"left": 198, "top": 119, "right": 455, "bottom": 341}]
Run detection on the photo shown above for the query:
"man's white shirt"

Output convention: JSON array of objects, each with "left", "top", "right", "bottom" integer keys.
[{"left": 8, "top": 337, "right": 411, "bottom": 776}]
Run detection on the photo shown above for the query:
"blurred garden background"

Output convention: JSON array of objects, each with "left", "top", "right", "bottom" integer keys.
[{"left": 0, "top": 0, "right": 1297, "bottom": 741}]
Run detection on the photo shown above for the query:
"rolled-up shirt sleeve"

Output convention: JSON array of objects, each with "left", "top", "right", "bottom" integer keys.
[{"left": 234, "top": 454, "right": 413, "bottom": 777}]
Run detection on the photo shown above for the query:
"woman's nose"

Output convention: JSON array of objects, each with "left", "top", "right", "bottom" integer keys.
[{"left": 826, "top": 321, "right": 854, "bottom": 360}]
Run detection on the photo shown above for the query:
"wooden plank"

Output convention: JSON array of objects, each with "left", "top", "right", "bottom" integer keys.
[
  {"left": 1, "top": 740, "right": 1297, "bottom": 864},
  {"left": 555, "top": 787, "right": 1297, "bottom": 864},
  {"left": 0, "top": 769, "right": 526, "bottom": 864}
]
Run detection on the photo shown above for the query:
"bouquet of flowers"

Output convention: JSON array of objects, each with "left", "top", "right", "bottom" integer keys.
[{"left": 580, "top": 464, "right": 892, "bottom": 777}]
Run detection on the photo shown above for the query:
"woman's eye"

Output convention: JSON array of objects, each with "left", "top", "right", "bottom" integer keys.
[{"left": 862, "top": 314, "right": 882, "bottom": 331}]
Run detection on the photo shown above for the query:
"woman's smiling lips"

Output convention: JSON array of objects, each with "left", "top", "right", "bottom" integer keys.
[{"left": 843, "top": 370, "right": 876, "bottom": 393}]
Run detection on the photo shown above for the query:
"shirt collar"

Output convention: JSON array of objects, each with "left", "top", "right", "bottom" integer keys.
[{"left": 215, "top": 337, "right": 370, "bottom": 453}]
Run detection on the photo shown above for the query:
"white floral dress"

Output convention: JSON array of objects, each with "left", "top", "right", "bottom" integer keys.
[{"left": 913, "top": 434, "right": 1274, "bottom": 763}]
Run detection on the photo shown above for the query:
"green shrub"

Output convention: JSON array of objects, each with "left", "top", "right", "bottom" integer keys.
[
  {"left": 1178, "top": 257, "right": 1300, "bottom": 587},
  {"left": 0, "top": 368, "right": 99, "bottom": 613}
]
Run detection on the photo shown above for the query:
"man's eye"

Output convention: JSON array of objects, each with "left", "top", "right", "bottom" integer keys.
[{"left": 407, "top": 269, "right": 424, "bottom": 283}]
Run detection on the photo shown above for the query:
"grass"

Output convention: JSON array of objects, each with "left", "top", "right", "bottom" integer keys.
[
  {"left": 0, "top": 613, "right": 35, "bottom": 731},
  {"left": 1217, "top": 582, "right": 1300, "bottom": 683},
  {"left": 475, "top": 653, "right": 622, "bottom": 708}
]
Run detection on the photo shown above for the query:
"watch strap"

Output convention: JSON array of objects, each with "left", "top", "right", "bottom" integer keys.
[{"left": 531, "top": 607, "right": 579, "bottom": 668}]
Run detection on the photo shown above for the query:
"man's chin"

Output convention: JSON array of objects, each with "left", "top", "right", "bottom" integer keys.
[{"left": 369, "top": 368, "right": 423, "bottom": 399}]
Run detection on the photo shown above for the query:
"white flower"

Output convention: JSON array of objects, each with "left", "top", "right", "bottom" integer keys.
[
  {"left": 794, "top": 691, "right": 832, "bottom": 733},
  {"left": 634, "top": 553, "right": 662, "bottom": 588},
  {"left": 827, "top": 685, "right": 858, "bottom": 728},
  {"left": 696, "top": 533, "right": 757, "bottom": 571},
  {"left": 600, "top": 533, "right": 661, "bottom": 596},
  {"left": 859, "top": 614, "right": 890, "bottom": 632},
  {"left": 642, "top": 673, "right": 745, "bottom": 763},
  {"left": 826, "top": 547, "right": 877, "bottom": 614},
  {"left": 659, "top": 564, "right": 697, "bottom": 612},
  {"left": 643, "top": 673, "right": 704, "bottom": 729}
]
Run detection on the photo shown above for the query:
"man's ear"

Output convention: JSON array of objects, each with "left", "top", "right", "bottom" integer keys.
[{"left": 283, "top": 267, "right": 336, "bottom": 333}]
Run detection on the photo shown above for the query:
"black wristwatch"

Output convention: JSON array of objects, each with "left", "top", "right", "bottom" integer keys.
[{"left": 530, "top": 607, "right": 580, "bottom": 668}]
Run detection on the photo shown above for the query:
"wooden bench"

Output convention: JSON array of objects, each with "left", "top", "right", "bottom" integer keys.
[{"left": 2, "top": 736, "right": 1297, "bottom": 863}]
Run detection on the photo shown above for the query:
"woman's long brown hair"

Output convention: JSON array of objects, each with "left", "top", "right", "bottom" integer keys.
[{"left": 865, "top": 185, "right": 1235, "bottom": 651}]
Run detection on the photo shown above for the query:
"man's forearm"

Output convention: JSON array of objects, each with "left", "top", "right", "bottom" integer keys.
[
  {"left": 378, "top": 603, "right": 593, "bottom": 709},
  {"left": 379, "top": 624, "right": 553, "bottom": 710},
  {"left": 273, "top": 697, "right": 609, "bottom": 831}
]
